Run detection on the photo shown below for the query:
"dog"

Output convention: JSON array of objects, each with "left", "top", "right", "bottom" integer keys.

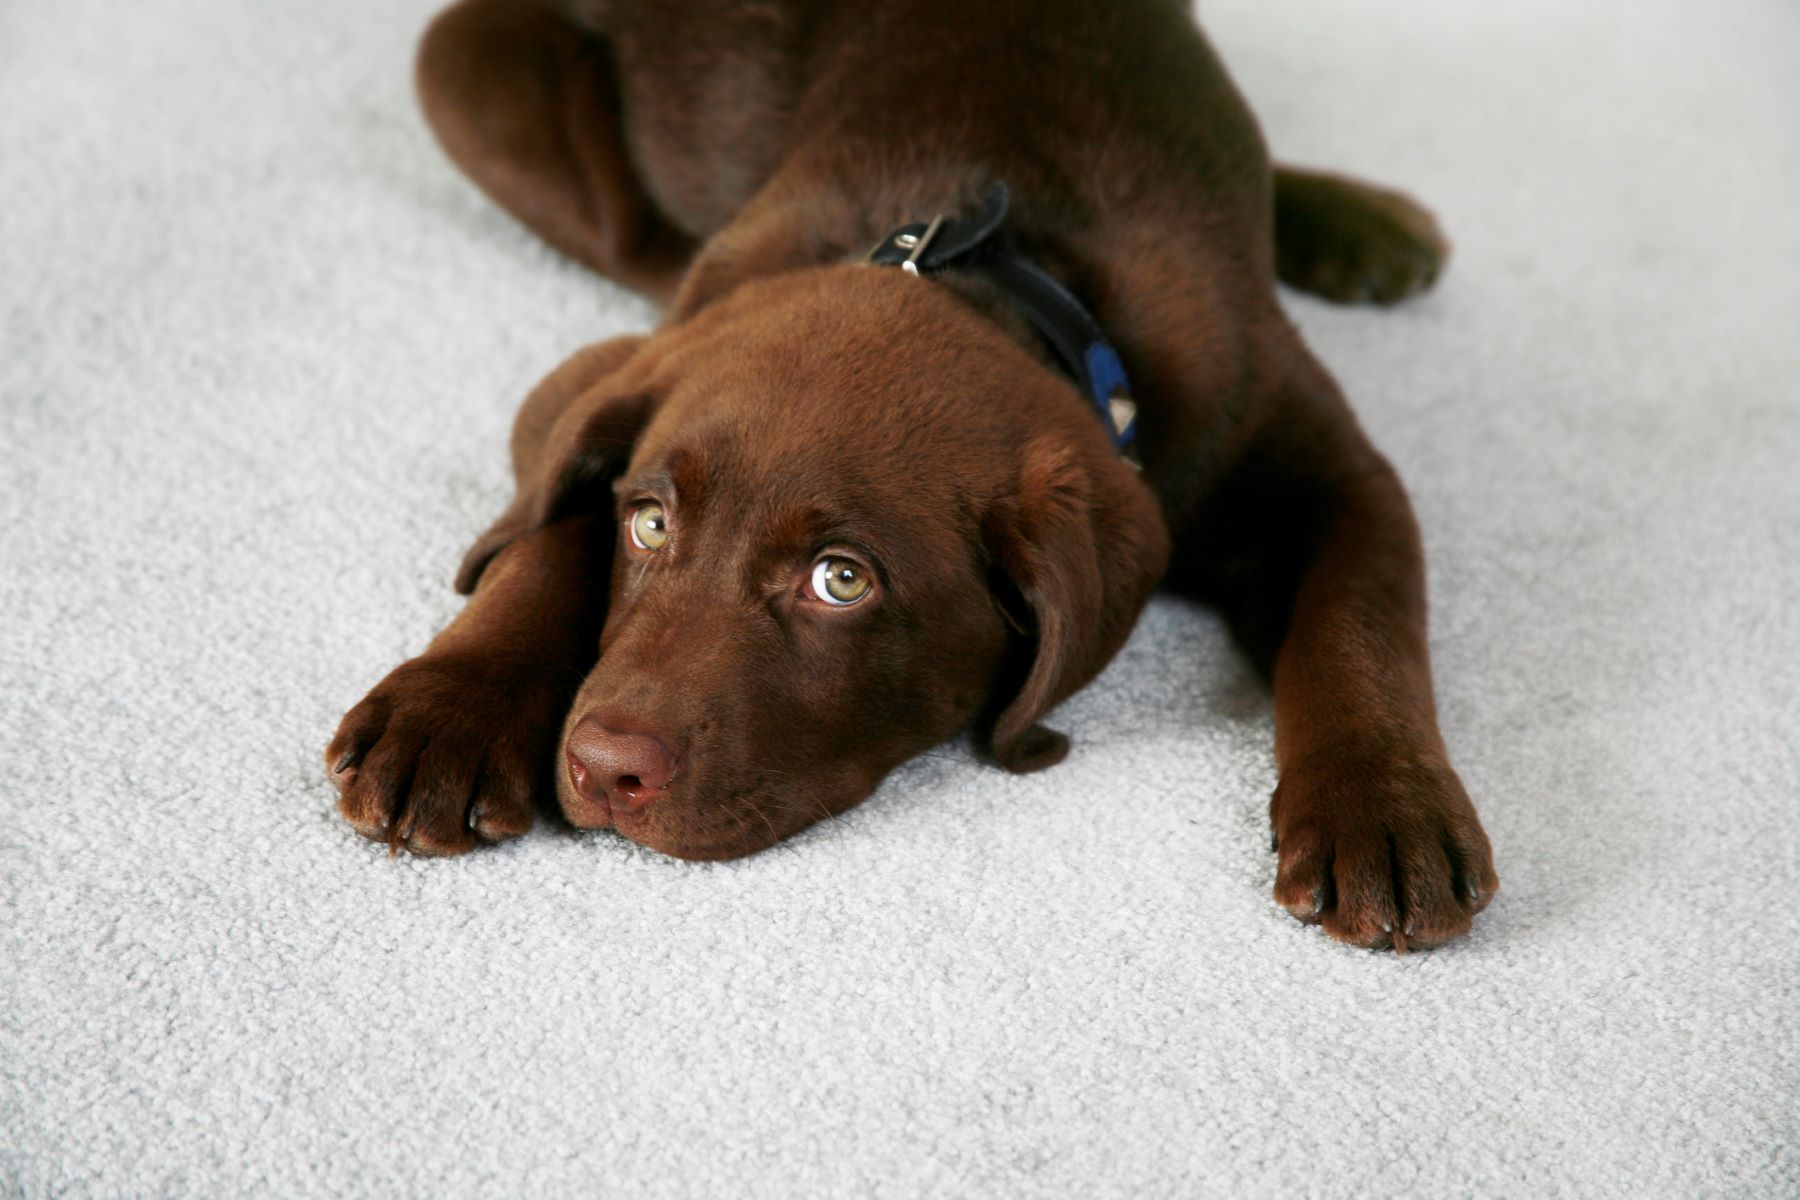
[{"left": 326, "top": 0, "right": 1497, "bottom": 951}]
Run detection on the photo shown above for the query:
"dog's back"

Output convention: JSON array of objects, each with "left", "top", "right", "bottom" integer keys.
[{"left": 557, "top": 0, "right": 1268, "bottom": 256}]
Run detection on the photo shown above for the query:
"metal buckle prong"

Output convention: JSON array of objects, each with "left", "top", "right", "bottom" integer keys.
[{"left": 900, "top": 214, "right": 945, "bottom": 276}]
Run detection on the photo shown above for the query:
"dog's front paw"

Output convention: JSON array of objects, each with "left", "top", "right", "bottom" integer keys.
[
  {"left": 1269, "top": 747, "right": 1496, "bottom": 951},
  {"left": 325, "top": 656, "right": 551, "bottom": 855}
]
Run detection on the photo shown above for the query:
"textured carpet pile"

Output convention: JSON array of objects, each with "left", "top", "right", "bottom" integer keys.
[{"left": 2, "top": 0, "right": 1796, "bottom": 1194}]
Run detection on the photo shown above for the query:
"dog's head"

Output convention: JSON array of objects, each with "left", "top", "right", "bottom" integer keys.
[{"left": 461, "top": 265, "right": 1168, "bottom": 859}]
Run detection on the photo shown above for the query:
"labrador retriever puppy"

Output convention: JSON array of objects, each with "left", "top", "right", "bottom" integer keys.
[{"left": 327, "top": 0, "right": 1497, "bottom": 950}]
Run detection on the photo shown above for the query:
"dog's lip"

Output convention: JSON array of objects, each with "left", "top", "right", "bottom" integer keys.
[{"left": 610, "top": 819, "right": 772, "bottom": 863}]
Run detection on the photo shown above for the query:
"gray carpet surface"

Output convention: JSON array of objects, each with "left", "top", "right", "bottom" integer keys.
[{"left": 3, "top": 0, "right": 1797, "bottom": 1194}]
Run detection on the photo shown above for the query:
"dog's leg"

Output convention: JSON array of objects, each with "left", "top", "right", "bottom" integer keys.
[
  {"left": 1261, "top": 459, "right": 1497, "bottom": 950},
  {"left": 326, "top": 337, "right": 644, "bottom": 854},
  {"left": 1172, "top": 368, "right": 1496, "bottom": 950},
  {"left": 1272, "top": 166, "right": 1449, "bottom": 305},
  {"left": 416, "top": 0, "right": 694, "bottom": 301},
  {"left": 326, "top": 515, "right": 610, "bottom": 855}
]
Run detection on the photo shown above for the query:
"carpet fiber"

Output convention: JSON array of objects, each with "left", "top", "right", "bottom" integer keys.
[{"left": 3, "top": 0, "right": 1796, "bottom": 1194}]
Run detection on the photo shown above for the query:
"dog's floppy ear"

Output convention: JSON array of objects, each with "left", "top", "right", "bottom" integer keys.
[
  {"left": 415, "top": 0, "right": 693, "bottom": 299},
  {"left": 455, "top": 339, "right": 655, "bottom": 594},
  {"left": 983, "top": 438, "right": 1171, "bottom": 773}
]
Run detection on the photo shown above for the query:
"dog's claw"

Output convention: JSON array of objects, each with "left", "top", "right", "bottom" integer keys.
[{"left": 333, "top": 749, "right": 361, "bottom": 774}]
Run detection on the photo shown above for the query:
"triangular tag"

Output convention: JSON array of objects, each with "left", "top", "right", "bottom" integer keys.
[{"left": 1108, "top": 396, "right": 1137, "bottom": 436}]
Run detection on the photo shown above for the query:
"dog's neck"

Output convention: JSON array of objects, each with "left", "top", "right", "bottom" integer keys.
[
  {"left": 862, "top": 183, "right": 1138, "bottom": 457},
  {"left": 668, "top": 175, "right": 1137, "bottom": 455}
]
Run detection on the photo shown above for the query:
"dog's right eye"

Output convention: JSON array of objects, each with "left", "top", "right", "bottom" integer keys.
[
  {"left": 627, "top": 502, "right": 669, "bottom": 551},
  {"left": 807, "top": 557, "right": 874, "bottom": 606}
]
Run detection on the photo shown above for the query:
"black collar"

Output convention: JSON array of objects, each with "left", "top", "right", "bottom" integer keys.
[{"left": 866, "top": 182, "right": 1139, "bottom": 463}]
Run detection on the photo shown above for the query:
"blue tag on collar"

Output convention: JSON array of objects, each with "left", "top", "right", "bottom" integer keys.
[{"left": 1085, "top": 343, "right": 1136, "bottom": 451}]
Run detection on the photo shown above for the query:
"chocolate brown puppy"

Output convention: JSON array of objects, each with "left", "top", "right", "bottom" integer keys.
[{"left": 327, "top": 0, "right": 1497, "bottom": 950}]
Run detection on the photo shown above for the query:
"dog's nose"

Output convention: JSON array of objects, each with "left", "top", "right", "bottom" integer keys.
[{"left": 566, "top": 715, "right": 676, "bottom": 814}]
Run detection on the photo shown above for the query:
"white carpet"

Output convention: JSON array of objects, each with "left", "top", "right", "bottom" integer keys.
[{"left": 3, "top": 0, "right": 1797, "bottom": 1194}]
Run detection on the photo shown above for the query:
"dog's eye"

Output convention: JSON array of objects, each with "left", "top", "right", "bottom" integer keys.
[
  {"left": 627, "top": 502, "right": 669, "bottom": 551},
  {"left": 810, "top": 557, "right": 872, "bottom": 606}
]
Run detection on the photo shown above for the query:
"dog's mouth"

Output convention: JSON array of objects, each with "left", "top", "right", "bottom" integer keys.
[
  {"left": 558, "top": 748, "right": 853, "bottom": 861},
  {"left": 580, "top": 798, "right": 801, "bottom": 862}
]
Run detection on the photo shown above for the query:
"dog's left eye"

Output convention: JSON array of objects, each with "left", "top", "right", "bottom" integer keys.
[
  {"left": 627, "top": 502, "right": 669, "bottom": 551},
  {"left": 809, "top": 557, "right": 872, "bottom": 606}
]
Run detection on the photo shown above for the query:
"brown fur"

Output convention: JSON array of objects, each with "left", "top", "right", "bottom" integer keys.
[{"left": 327, "top": 0, "right": 1497, "bottom": 950}]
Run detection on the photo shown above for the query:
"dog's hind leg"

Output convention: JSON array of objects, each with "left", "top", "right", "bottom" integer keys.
[
  {"left": 416, "top": 0, "right": 695, "bottom": 303},
  {"left": 1272, "top": 166, "right": 1450, "bottom": 305}
]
